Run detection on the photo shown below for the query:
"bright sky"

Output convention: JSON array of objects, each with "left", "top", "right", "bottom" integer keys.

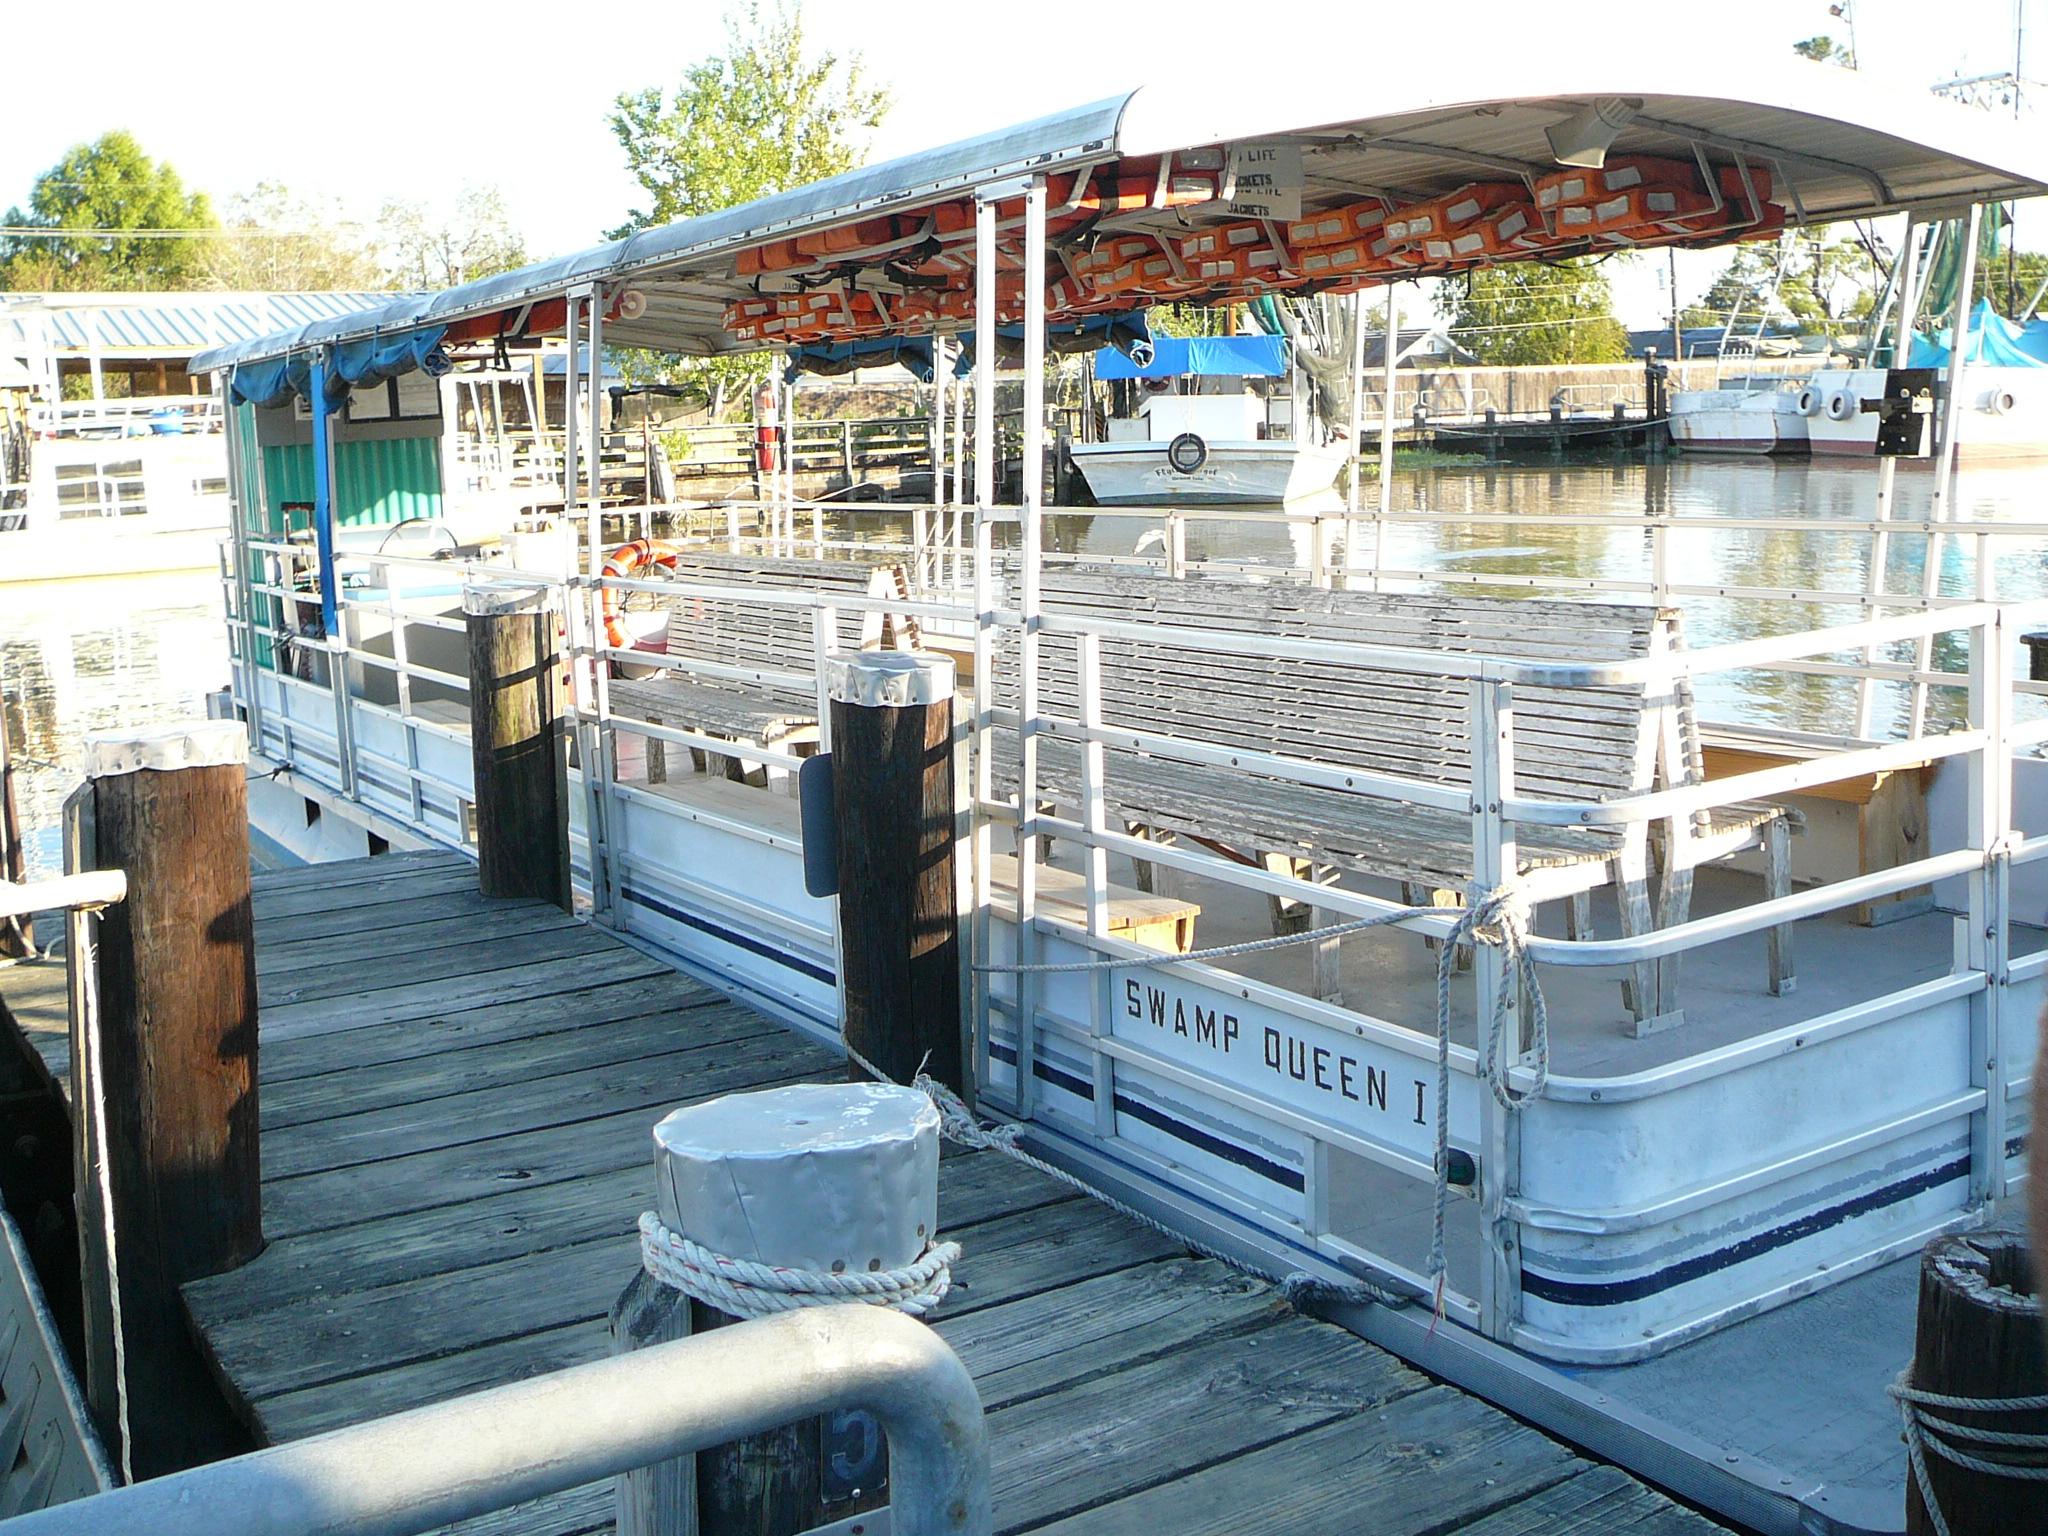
[{"left": 2, "top": 0, "right": 2038, "bottom": 324}]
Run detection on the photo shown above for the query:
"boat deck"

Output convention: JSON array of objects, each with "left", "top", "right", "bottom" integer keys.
[{"left": 1, "top": 848, "right": 1732, "bottom": 1535}]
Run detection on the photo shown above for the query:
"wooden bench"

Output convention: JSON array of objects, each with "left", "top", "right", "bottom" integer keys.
[
  {"left": 991, "top": 563, "right": 1801, "bottom": 1029},
  {"left": 986, "top": 852, "right": 1200, "bottom": 953},
  {"left": 606, "top": 552, "right": 918, "bottom": 782}
]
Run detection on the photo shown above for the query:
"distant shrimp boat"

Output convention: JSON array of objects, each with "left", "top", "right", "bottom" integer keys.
[
  {"left": 1068, "top": 334, "right": 1348, "bottom": 505},
  {"left": 1667, "top": 382, "right": 1811, "bottom": 454}
]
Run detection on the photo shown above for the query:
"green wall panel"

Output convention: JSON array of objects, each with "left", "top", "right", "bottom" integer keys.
[{"left": 259, "top": 434, "right": 443, "bottom": 531}]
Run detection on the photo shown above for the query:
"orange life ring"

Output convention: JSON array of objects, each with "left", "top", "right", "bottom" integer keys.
[{"left": 600, "top": 539, "right": 684, "bottom": 653}]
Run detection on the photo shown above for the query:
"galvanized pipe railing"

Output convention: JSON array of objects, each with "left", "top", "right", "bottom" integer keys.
[{"left": 3, "top": 1307, "right": 989, "bottom": 1536}]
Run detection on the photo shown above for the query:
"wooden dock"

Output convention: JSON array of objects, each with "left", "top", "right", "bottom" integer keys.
[{"left": 5, "top": 849, "right": 1732, "bottom": 1533}]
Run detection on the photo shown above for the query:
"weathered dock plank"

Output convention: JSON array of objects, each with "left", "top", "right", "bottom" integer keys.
[{"left": 141, "top": 851, "right": 1732, "bottom": 1535}]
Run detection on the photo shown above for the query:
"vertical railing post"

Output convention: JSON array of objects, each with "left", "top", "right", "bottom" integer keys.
[
  {"left": 1373, "top": 281, "right": 1400, "bottom": 595},
  {"left": 1013, "top": 174, "right": 1048, "bottom": 1117},
  {"left": 77, "top": 720, "right": 261, "bottom": 1476},
  {"left": 1964, "top": 610, "right": 2012, "bottom": 1205},
  {"left": 1857, "top": 214, "right": 1924, "bottom": 738},
  {"left": 970, "top": 188, "right": 1000, "bottom": 1104},
  {"left": 1470, "top": 677, "right": 1523, "bottom": 1343},
  {"left": 1912, "top": 205, "right": 1983, "bottom": 738}
]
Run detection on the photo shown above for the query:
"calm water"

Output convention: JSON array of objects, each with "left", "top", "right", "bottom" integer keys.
[{"left": 6, "top": 456, "right": 2045, "bottom": 879}]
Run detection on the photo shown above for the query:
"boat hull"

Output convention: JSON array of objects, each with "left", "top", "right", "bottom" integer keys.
[
  {"left": 1668, "top": 389, "right": 1810, "bottom": 455},
  {"left": 1069, "top": 439, "right": 1347, "bottom": 506}
]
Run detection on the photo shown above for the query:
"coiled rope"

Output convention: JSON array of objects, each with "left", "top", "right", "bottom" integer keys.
[
  {"left": 890, "top": 877, "right": 1545, "bottom": 1313},
  {"left": 1889, "top": 1371, "right": 2048, "bottom": 1536},
  {"left": 638, "top": 1211, "right": 959, "bottom": 1319}
]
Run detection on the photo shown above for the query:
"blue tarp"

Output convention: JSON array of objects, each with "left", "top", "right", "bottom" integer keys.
[
  {"left": 784, "top": 335, "right": 937, "bottom": 383},
  {"left": 952, "top": 311, "right": 1153, "bottom": 376},
  {"left": 1907, "top": 300, "right": 2048, "bottom": 369},
  {"left": 229, "top": 326, "right": 452, "bottom": 411},
  {"left": 1093, "top": 332, "right": 1286, "bottom": 380}
]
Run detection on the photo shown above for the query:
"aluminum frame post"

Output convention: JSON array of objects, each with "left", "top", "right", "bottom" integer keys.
[
  {"left": 1471, "top": 676, "right": 1522, "bottom": 1343},
  {"left": 1375, "top": 282, "right": 1400, "bottom": 594},
  {"left": 1911, "top": 205, "right": 1983, "bottom": 737},
  {"left": 969, "top": 186, "right": 1000, "bottom": 1105},
  {"left": 1965, "top": 609, "right": 2013, "bottom": 1205},
  {"left": 307, "top": 349, "right": 340, "bottom": 640},
  {"left": 1014, "top": 174, "right": 1049, "bottom": 1117},
  {"left": 1856, "top": 214, "right": 1925, "bottom": 738}
]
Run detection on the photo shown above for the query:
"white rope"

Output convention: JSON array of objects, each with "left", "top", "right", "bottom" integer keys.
[
  {"left": 638, "top": 1211, "right": 959, "bottom": 1320},
  {"left": 969, "top": 879, "right": 1546, "bottom": 1310},
  {"left": 1890, "top": 1370, "right": 2048, "bottom": 1536}
]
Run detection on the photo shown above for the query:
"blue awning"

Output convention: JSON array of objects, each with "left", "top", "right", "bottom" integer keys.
[
  {"left": 229, "top": 326, "right": 451, "bottom": 411},
  {"left": 784, "top": 335, "right": 937, "bottom": 383},
  {"left": 1094, "top": 333, "right": 1285, "bottom": 380}
]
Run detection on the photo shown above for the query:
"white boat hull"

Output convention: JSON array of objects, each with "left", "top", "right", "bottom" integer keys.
[
  {"left": 1804, "top": 365, "right": 2048, "bottom": 460},
  {"left": 1068, "top": 439, "right": 1347, "bottom": 505},
  {"left": 1668, "top": 390, "right": 1810, "bottom": 455}
]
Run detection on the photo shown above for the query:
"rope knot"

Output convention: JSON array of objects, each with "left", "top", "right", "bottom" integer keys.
[
  {"left": 1457, "top": 879, "right": 1532, "bottom": 949},
  {"left": 638, "top": 1211, "right": 959, "bottom": 1320}
]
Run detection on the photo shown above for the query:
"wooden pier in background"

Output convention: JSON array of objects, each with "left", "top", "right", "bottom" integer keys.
[{"left": 2, "top": 848, "right": 1729, "bottom": 1533}]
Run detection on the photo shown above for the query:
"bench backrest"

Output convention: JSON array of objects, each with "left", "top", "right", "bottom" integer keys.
[
  {"left": 1000, "top": 562, "right": 1682, "bottom": 805},
  {"left": 660, "top": 553, "right": 917, "bottom": 675}
]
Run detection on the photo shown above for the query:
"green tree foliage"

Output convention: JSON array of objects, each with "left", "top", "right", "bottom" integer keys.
[
  {"left": 608, "top": 1, "right": 889, "bottom": 414},
  {"left": 1793, "top": 34, "right": 1854, "bottom": 67},
  {"left": 1973, "top": 248, "right": 2048, "bottom": 319},
  {"left": 1435, "top": 259, "right": 1630, "bottom": 365},
  {"left": 1679, "top": 235, "right": 1878, "bottom": 337},
  {"left": 201, "top": 181, "right": 384, "bottom": 292},
  {"left": 0, "top": 131, "right": 215, "bottom": 289}
]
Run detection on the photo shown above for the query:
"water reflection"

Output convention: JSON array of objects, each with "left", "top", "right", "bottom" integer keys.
[
  {"left": 1071, "top": 457, "right": 2048, "bottom": 737},
  {"left": 1, "top": 573, "right": 227, "bottom": 878}
]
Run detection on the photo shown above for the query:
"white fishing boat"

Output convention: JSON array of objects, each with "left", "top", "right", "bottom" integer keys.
[
  {"left": 1667, "top": 380, "right": 1810, "bottom": 453},
  {"left": 1806, "top": 300, "right": 2048, "bottom": 459},
  {"left": 1068, "top": 334, "right": 1348, "bottom": 505}
]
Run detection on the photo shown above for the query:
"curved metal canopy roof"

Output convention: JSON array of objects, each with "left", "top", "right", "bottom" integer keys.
[{"left": 191, "top": 56, "right": 2048, "bottom": 377}]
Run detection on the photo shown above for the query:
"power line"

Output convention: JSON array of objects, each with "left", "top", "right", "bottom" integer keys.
[{"left": 0, "top": 226, "right": 373, "bottom": 241}]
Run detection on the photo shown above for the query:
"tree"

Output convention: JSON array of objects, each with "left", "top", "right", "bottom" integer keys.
[
  {"left": 199, "top": 181, "right": 384, "bottom": 292},
  {"left": 608, "top": 1, "right": 889, "bottom": 414},
  {"left": 1793, "top": 35, "right": 1854, "bottom": 68},
  {"left": 378, "top": 186, "right": 527, "bottom": 291},
  {"left": 1975, "top": 249, "right": 2048, "bottom": 319},
  {"left": 0, "top": 131, "right": 215, "bottom": 290},
  {"left": 1435, "top": 259, "right": 1630, "bottom": 365},
  {"left": 1681, "top": 234, "right": 1876, "bottom": 337}
]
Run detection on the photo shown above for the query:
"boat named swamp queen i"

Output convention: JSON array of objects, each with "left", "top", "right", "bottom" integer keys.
[{"left": 188, "top": 53, "right": 2048, "bottom": 1536}]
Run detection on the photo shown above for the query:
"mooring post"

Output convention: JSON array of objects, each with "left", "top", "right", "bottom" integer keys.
[
  {"left": 464, "top": 582, "right": 571, "bottom": 910},
  {"left": 829, "top": 651, "right": 964, "bottom": 1094},
  {"left": 0, "top": 673, "right": 26, "bottom": 958},
  {"left": 81, "top": 720, "right": 261, "bottom": 1476},
  {"left": 1902, "top": 1232, "right": 2045, "bottom": 1534},
  {"left": 610, "top": 1082, "right": 949, "bottom": 1536}
]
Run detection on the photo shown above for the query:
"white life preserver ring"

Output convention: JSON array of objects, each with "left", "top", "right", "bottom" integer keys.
[
  {"left": 1824, "top": 389, "right": 1859, "bottom": 423},
  {"left": 1795, "top": 387, "right": 1822, "bottom": 417},
  {"left": 1983, "top": 388, "right": 2017, "bottom": 417}
]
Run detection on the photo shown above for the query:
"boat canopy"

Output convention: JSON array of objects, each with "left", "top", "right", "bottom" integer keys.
[
  {"left": 1094, "top": 333, "right": 1285, "bottom": 380},
  {"left": 190, "top": 54, "right": 2048, "bottom": 385},
  {"left": 1907, "top": 298, "right": 2048, "bottom": 369},
  {"left": 230, "top": 326, "right": 450, "bottom": 411}
]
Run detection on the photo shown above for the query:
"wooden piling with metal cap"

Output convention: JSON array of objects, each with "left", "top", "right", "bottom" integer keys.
[
  {"left": 77, "top": 719, "right": 260, "bottom": 1475},
  {"left": 464, "top": 581, "right": 571, "bottom": 910},
  {"left": 1901, "top": 1231, "right": 2045, "bottom": 1534},
  {"left": 828, "top": 649, "right": 964, "bottom": 1095},
  {"left": 610, "top": 1081, "right": 948, "bottom": 1536}
]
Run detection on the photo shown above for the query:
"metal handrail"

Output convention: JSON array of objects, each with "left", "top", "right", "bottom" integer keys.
[{"left": 5, "top": 1307, "right": 990, "bottom": 1536}]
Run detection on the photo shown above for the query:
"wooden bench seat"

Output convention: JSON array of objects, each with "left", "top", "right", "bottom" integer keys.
[
  {"left": 604, "top": 551, "right": 917, "bottom": 780},
  {"left": 987, "top": 853, "right": 1200, "bottom": 953},
  {"left": 990, "top": 563, "right": 1801, "bottom": 1028}
]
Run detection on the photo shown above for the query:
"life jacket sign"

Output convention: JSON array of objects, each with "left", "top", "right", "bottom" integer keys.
[{"left": 1227, "top": 142, "right": 1304, "bottom": 222}]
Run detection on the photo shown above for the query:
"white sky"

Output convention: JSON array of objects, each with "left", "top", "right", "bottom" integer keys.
[{"left": 2, "top": 0, "right": 2038, "bottom": 324}]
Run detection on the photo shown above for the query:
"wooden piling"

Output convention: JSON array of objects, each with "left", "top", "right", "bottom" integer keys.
[
  {"left": 828, "top": 652, "right": 963, "bottom": 1093},
  {"left": 1903, "top": 1231, "right": 2045, "bottom": 1534},
  {"left": 81, "top": 720, "right": 260, "bottom": 1475},
  {"left": 464, "top": 584, "right": 571, "bottom": 910},
  {"left": 0, "top": 681, "right": 25, "bottom": 958},
  {"left": 612, "top": 1084, "right": 939, "bottom": 1535}
]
